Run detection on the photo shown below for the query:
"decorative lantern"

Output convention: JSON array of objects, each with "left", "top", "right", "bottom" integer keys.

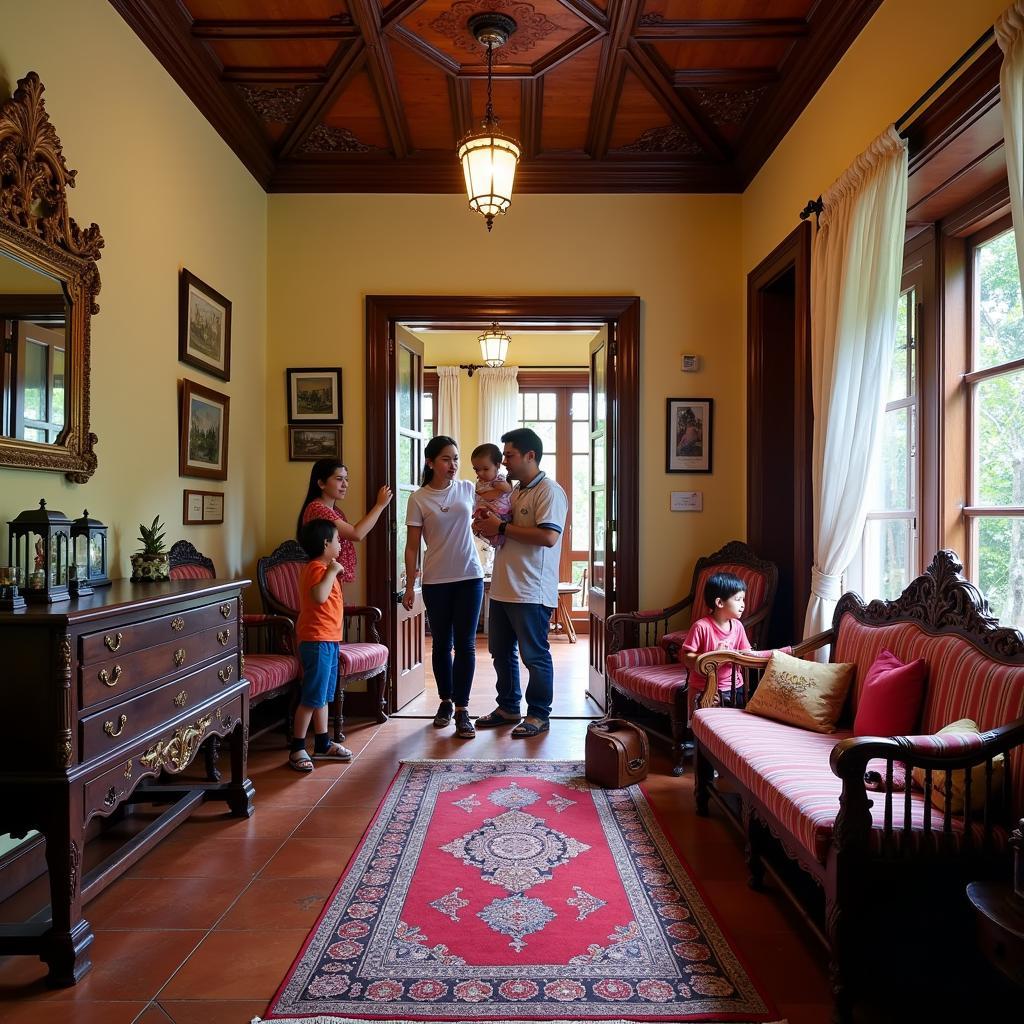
[
  {"left": 71, "top": 509, "right": 110, "bottom": 590},
  {"left": 8, "top": 499, "right": 72, "bottom": 604},
  {"left": 479, "top": 322, "right": 512, "bottom": 367},
  {"left": 0, "top": 565, "right": 25, "bottom": 611}
]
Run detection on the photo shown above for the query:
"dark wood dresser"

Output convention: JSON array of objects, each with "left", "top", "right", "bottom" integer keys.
[{"left": 0, "top": 579, "right": 254, "bottom": 985}]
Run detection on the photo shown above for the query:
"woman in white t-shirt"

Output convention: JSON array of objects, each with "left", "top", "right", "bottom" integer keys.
[{"left": 402, "top": 436, "right": 484, "bottom": 739}]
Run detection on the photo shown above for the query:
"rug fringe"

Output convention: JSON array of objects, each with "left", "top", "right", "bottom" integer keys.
[
  {"left": 398, "top": 758, "right": 583, "bottom": 764},
  {"left": 252, "top": 1017, "right": 789, "bottom": 1024}
]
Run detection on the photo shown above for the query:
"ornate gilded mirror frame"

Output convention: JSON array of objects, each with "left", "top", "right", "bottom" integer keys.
[{"left": 0, "top": 72, "right": 103, "bottom": 482}]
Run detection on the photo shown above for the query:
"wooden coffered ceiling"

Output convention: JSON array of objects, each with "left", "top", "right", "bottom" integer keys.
[{"left": 110, "top": 0, "right": 883, "bottom": 194}]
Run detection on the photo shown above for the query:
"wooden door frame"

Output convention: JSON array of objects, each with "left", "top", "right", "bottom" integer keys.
[{"left": 366, "top": 295, "right": 640, "bottom": 713}]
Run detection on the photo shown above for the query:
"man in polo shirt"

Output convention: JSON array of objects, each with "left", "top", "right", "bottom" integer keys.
[{"left": 472, "top": 427, "right": 568, "bottom": 737}]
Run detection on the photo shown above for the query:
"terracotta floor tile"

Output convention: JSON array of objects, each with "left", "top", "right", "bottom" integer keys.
[
  {"left": 158, "top": 998, "right": 269, "bottom": 1023},
  {"left": 216, "top": 876, "right": 338, "bottom": 930},
  {"left": 0, "top": 1000, "right": 147, "bottom": 1023},
  {"left": 258, "top": 837, "right": 359, "bottom": 878},
  {"left": 291, "top": 802, "right": 376, "bottom": 838},
  {"left": 244, "top": 776, "right": 336, "bottom": 808},
  {"left": 172, "top": 803, "right": 310, "bottom": 839},
  {"left": 776, "top": 1001, "right": 833, "bottom": 1024},
  {"left": 86, "top": 875, "right": 249, "bottom": 931},
  {"left": 125, "top": 836, "right": 281, "bottom": 879},
  {"left": 134, "top": 1003, "right": 175, "bottom": 1023},
  {"left": 159, "top": 929, "right": 309, "bottom": 1000}
]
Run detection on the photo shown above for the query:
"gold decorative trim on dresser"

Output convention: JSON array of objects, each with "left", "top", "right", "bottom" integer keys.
[{"left": 0, "top": 579, "right": 253, "bottom": 986}]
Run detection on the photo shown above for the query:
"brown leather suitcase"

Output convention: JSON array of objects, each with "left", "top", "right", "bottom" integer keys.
[{"left": 585, "top": 718, "right": 649, "bottom": 788}]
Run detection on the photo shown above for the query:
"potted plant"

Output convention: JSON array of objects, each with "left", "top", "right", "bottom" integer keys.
[{"left": 130, "top": 516, "right": 170, "bottom": 581}]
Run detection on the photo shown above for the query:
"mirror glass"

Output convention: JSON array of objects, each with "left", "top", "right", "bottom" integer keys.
[{"left": 0, "top": 250, "right": 69, "bottom": 445}]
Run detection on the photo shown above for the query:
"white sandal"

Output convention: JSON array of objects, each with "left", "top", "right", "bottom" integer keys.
[
  {"left": 289, "top": 749, "right": 314, "bottom": 773},
  {"left": 313, "top": 741, "right": 352, "bottom": 761}
]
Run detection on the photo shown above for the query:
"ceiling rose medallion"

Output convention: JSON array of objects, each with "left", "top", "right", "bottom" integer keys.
[{"left": 432, "top": 0, "right": 558, "bottom": 58}]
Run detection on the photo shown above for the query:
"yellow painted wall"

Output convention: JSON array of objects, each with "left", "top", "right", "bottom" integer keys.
[
  {"left": 0, "top": 0, "right": 267, "bottom": 584},
  {"left": 742, "top": 0, "right": 1009, "bottom": 274},
  {"left": 267, "top": 194, "right": 743, "bottom": 608}
]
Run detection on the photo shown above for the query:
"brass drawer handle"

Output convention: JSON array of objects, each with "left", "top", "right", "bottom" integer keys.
[
  {"left": 173, "top": 648, "right": 186, "bottom": 668},
  {"left": 171, "top": 617, "right": 185, "bottom": 632},
  {"left": 217, "top": 629, "right": 231, "bottom": 646},
  {"left": 219, "top": 603, "right": 232, "bottom": 619},
  {"left": 103, "top": 714, "right": 127, "bottom": 737},
  {"left": 99, "top": 665, "right": 122, "bottom": 687},
  {"left": 103, "top": 632, "right": 123, "bottom": 652},
  {"left": 173, "top": 690, "right": 188, "bottom": 707},
  {"left": 218, "top": 664, "right": 233, "bottom": 683},
  {"left": 124, "top": 760, "right": 133, "bottom": 780}
]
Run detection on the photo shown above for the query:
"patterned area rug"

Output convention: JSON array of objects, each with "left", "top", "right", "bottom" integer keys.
[{"left": 256, "top": 759, "right": 785, "bottom": 1024}]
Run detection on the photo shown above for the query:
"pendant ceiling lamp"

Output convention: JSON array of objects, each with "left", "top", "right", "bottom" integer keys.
[
  {"left": 479, "top": 322, "right": 512, "bottom": 367},
  {"left": 457, "top": 13, "right": 521, "bottom": 232}
]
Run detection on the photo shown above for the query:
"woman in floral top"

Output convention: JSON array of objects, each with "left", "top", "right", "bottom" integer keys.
[{"left": 296, "top": 459, "right": 392, "bottom": 582}]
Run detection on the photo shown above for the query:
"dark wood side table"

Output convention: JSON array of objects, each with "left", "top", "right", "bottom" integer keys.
[{"left": 966, "top": 881, "right": 1024, "bottom": 990}]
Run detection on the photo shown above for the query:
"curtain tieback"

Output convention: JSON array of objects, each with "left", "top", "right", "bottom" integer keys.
[{"left": 810, "top": 566, "right": 843, "bottom": 602}]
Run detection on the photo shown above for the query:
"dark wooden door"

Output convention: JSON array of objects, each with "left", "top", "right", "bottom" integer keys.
[{"left": 393, "top": 328, "right": 426, "bottom": 709}]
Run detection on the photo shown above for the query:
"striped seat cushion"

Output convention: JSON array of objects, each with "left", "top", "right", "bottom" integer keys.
[
  {"left": 339, "top": 642, "right": 388, "bottom": 678},
  {"left": 608, "top": 654, "right": 688, "bottom": 705},
  {"left": 834, "top": 616, "right": 1024, "bottom": 818},
  {"left": 692, "top": 709, "right": 1009, "bottom": 864},
  {"left": 245, "top": 654, "right": 300, "bottom": 699}
]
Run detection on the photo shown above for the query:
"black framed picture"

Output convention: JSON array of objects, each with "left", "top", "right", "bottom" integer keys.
[
  {"left": 179, "top": 269, "right": 231, "bottom": 381},
  {"left": 289, "top": 425, "right": 342, "bottom": 461},
  {"left": 287, "top": 367, "right": 343, "bottom": 424},
  {"left": 666, "top": 398, "right": 712, "bottom": 473}
]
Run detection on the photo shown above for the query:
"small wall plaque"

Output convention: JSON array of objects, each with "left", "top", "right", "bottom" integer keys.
[
  {"left": 183, "top": 489, "right": 224, "bottom": 525},
  {"left": 670, "top": 491, "right": 703, "bottom": 512}
]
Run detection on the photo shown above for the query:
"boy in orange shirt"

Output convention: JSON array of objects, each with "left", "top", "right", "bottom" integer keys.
[{"left": 289, "top": 519, "right": 352, "bottom": 771}]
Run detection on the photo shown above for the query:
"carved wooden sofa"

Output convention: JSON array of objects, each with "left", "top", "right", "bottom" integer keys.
[
  {"left": 169, "top": 540, "right": 302, "bottom": 776},
  {"left": 257, "top": 540, "right": 389, "bottom": 743},
  {"left": 605, "top": 540, "right": 778, "bottom": 774},
  {"left": 691, "top": 551, "right": 1024, "bottom": 1022}
]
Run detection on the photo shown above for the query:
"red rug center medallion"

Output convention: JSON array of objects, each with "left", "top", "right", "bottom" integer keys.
[{"left": 258, "top": 759, "right": 784, "bottom": 1023}]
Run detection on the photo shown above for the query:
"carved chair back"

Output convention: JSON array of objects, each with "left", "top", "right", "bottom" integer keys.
[
  {"left": 257, "top": 540, "right": 308, "bottom": 619},
  {"left": 168, "top": 540, "right": 215, "bottom": 581}
]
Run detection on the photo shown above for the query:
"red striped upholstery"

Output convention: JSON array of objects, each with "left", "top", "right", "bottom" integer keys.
[
  {"left": 609, "top": 660, "right": 688, "bottom": 704},
  {"left": 264, "top": 563, "right": 303, "bottom": 616},
  {"left": 169, "top": 564, "right": 214, "bottom": 581},
  {"left": 834, "top": 617, "right": 1024, "bottom": 816},
  {"left": 245, "top": 654, "right": 301, "bottom": 699},
  {"left": 338, "top": 642, "right": 388, "bottom": 678},
  {"left": 693, "top": 709, "right": 1008, "bottom": 863},
  {"left": 691, "top": 564, "right": 770, "bottom": 625},
  {"left": 607, "top": 647, "right": 671, "bottom": 672}
]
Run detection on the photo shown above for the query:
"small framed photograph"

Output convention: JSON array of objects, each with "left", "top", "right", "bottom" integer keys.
[
  {"left": 289, "top": 425, "right": 342, "bottom": 461},
  {"left": 183, "top": 489, "right": 225, "bottom": 525},
  {"left": 666, "top": 398, "right": 712, "bottom": 473},
  {"left": 287, "top": 367, "right": 342, "bottom": 424},
  {"left": 179, "top": 269, "right": 231, "bottom": 381},
  {"left": 179, "top": 379, "right": 230, "bottom": 480}
]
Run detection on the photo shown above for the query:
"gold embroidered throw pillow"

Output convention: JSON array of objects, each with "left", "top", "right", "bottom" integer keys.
[{"left": 745, "top": 650, "right": 855, "bottom": 733}]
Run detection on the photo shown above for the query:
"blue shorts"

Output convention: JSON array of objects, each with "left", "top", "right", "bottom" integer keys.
[{"left": 299, "top": 641, "right": 339, "bottom": 708}]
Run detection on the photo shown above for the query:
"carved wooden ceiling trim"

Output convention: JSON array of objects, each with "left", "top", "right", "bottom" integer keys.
[{"left": 109, "top": 0, "right": 884, "bottom": 193}]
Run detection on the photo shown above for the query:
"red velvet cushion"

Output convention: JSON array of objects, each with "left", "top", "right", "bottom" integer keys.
[{"left": 853, "top": 649, "right": 927, "bottom": 736}]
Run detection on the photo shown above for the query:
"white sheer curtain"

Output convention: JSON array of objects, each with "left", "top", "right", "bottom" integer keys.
[
  {"left": 436, "top": 365, "right": 460, "bottom": 442},
  {"left": 998, "top": 3, "right": 1024, "bottom": 279},
  {"left": 477, "top": 366, "right": 519, "bottom": 448},
  {"left": 804, "top": 125, "right": 909, "bottom": 642}
]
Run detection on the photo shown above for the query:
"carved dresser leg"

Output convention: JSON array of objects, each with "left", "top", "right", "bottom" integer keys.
[{"left": 203, "top": 736, "right": 222, "bottom": 782}]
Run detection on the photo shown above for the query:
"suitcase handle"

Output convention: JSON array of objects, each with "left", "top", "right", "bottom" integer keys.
[{"left": 628, "top": 757, "right": 645, "bottom": 771}]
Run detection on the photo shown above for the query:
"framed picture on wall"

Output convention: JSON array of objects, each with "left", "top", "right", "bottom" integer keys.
[
  {"left": 289, "top": 425, "right": 342, "bottom": 461},
  {"left": 287, "top": 367, "right": 342, "bottom": 424},
  {"left": 666, "top": 398, "right": 712, "bottom": 473},
  {"left": 179, "top": 379, "right": 230, "bottom": 480},
  {"left": 179, "top": 269, "right": 231, "bottom": 381},
  {"left": 183, "top": 489, "right": 225, "bottom": 525}
]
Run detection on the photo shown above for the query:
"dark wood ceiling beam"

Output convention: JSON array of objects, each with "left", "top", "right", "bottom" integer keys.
[
  {"left": 554, "top": 0, "right": 608, "bottom": 33},
  {"left": 191, "top": 19, "right": 357, "bottom": 40},
  {"left": 532, "top": 28, "right": 603, "bottom": 77},
  {"left": 586, "top": 0, "right": 644, "bottom": 159},
  {"left": 277, "top": 41, "right": 367, "bottom": 159},
  {"left": 673, "top": 67, "right": 778, "bottom": 87},
  {"left": 625, "top": 41, "right": 728, "bottom": 161},
  {"left": 521, "top": 79, "right": 544, "bottom": 159},
  {"left": 109, "top": 0, "right": 274, "bottom": 186},
  {"left": 221, "top": 67, "right": 329, "bottom": 84},
  {"left": 635, "top": 18, "right": 808, "bottom": 41},
  {"left": 449, "top": 78, "right": 474, "bottom": 140},
  {"left": 349, "top": 0, "right": 411, "bottom": 159},
  {"left": 389, "top": 26, "right": 460, "bottom": 76},
  {"left": 381, "top": 0, "right": 430, "bottom": 31}
]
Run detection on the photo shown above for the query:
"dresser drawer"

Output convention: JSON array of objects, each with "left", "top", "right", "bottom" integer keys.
[
  {"left": 79, "top": 599, "right": 238, "bottom": 666},
  {"left": 79, "top": 654, "right": 239, "bottom": 761},
  {"left": 80, "top": 623, "right": 238, "bottom": 708},
  {"left": 83, "top": 755, "right": 138, "bottom": 825}
]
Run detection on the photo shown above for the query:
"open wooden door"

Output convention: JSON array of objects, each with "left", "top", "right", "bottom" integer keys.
[{"left": 393, "top": 328, "right": 426, "bottom": 709}]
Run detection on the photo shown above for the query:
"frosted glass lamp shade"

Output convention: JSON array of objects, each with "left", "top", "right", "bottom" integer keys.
[
  {"left": 479, "top": 325, "right": 511, "bottom": 367},
  {"left": 458, "top": 128, "right": 521, "bottom": 231}
]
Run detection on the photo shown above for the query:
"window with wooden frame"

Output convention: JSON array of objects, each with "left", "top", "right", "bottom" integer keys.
[
  {"left": 423, "top": 369, "right": 438, "bottom": 441},
  {"left": 517, "top": 371, "right": 590, "bottom": 619}
]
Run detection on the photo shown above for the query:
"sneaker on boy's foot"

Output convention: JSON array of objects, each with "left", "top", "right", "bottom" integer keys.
[
  {"left": 433, "top": 700, "right": 454, "bottom": 728},
  {"left": 454, "top": 709, "right": 476, "bottom": 739}
]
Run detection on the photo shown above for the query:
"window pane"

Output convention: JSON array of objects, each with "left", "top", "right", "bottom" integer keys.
[
  {"left": 396, "top": 488, "right": 411, "bottom": 582},
  {"left": 974, "top": 516, "right": 1024, "bottom": 631},
  {"left": 399, "top": 434, "right": 415, "bottom": 486},
  {"left": 398, "top": 348, "right": 413, "bottom": 428},
  {"left": 571, "top": 560, "right": 588, "bottom": 609},
  {"left": 975, "top": 229, "right": 1024, "bottom": 371},
  {"left": 592, "top": 433, "right": 605, "bottom": 486},
  {"left": 572, "top": 453, "right": 589, "bottom": 549},
  {"left": 591, "top": 487, "right": 606, "bottom": 589},
  {"left": 973, "top": 368, "right": 1024, "bottom": 505},
  {"left": 538, "top": 392, "right": 557, "bottom": 419},
  {"left": 23, "top": 339, "right": 46, "bottom": 421},
  {"left": 522, "top": 419, "right": 556, "bottom": 453},
  {"left": 23, "top": 427, "right": 45, "bottom": 442},
  {"left": 572, "top": 421, "right": 589, "bottom": 453},
  {"left": 423, "top": 392, "right": 434, "bottom": 424},
  {"left": 880, "top": 407, "right": 909, "bottom": 510},
  {"left": 52, "top": 347, "right": 65, "bottom": 427},
  {"left": 543, "top": 455, "right": 557, "bottom": 484},
  {"left": 572, "top": 391, "right": 589, "bottom": 420},
  {"left": 523, "top": 392, "right": 537, "bottom": 420},
  {"left": 890, "top": 290, "right": 911, "bottom": 402},
  {"left": 859, "top": 518, "right": 913, "bottom": 602}
]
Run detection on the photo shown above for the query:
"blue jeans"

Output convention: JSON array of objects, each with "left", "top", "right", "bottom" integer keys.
[
  {"left": 487, "top": 599, "right": 554, "bottom": 721},
  {"left": 422, "top": 578, "right": 484, "bottom": 707}
]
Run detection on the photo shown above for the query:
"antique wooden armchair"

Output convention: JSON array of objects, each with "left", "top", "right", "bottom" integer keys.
[
  {"left": 257, "top": 540, "right": 389, "bottom": 743},
  {"left": 168, "top": 540, "right": 302, "bottom": 778},
  {"left": 605, "top": 539, "right": 778, "bottom": 774}
]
